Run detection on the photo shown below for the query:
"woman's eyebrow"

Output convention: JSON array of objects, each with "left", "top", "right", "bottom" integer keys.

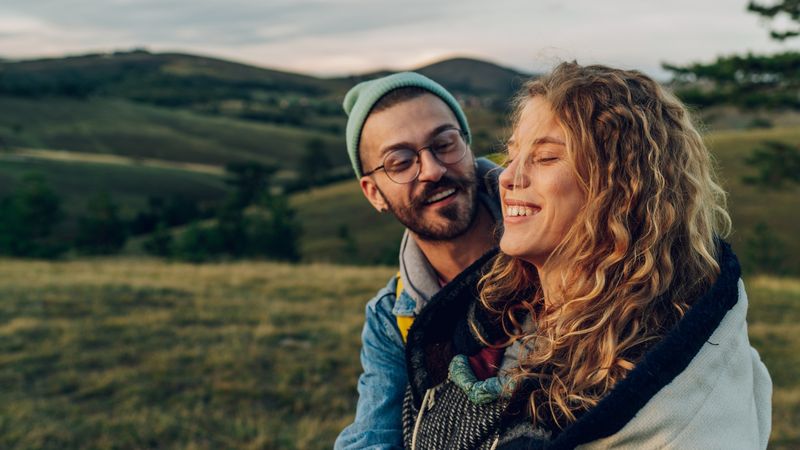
[{"left": 532, "top": 136, "right": 566, "bottom": 146}]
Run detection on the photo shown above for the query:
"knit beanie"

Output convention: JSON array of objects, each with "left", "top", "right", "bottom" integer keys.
[{"left": 342, "top": 72, "right": 471, "bottom": 178}]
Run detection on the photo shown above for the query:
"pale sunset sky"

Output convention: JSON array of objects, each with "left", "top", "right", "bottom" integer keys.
[{"left": 0, "top": 0, "right": 796, "bottom": 78}]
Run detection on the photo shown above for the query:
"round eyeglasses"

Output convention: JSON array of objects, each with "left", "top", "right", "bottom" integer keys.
[{"left": 362, "top": 127, "right": 469, "bottom": 184}]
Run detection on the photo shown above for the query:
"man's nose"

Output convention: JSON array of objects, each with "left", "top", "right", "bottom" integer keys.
[{"left": 417, "top": 149, "right": 447, "bottom": 182}]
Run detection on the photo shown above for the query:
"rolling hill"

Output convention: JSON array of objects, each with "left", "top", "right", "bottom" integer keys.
[
  {"left": 0, "top": 96, "right": 344, "bottom": 168},
  {"left": 416, "top": 57, "right": 529, "bottom": 97},
  {"left": 0, "top": 50, "right": 797, "bottom": 275},
  {"left": 0, "top": 50, "right": 522, "bottom": 232},
  {"left": 0, "top": 50, "right": 522, "bottom": 172},
  {"left": 339, "top": 56, "right": 528, "bottom": 98}
]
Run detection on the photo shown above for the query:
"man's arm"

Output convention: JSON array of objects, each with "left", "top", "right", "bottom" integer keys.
[{"left": 334, "top": 278, "right": 408, "bottom": 450}]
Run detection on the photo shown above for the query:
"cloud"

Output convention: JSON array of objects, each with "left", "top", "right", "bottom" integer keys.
[
  {"left": 0, "top": 0, "right": 458, "bottom": 46},
  {"left": 0, "top": 0, "right": 793, "bottom": 77}
]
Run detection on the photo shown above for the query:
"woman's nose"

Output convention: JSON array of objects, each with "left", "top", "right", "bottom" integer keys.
[{"left": 499, "top": 158, "right": 529, "bottom": 190}]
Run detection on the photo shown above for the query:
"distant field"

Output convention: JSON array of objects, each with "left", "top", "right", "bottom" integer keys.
[{"left": 0, "top": 259, "right": 796, "bottom": 449}]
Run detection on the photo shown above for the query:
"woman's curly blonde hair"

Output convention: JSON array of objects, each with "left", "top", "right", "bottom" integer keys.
[{"left": 479, "top": 62, "right": 731, "bottom": 429}]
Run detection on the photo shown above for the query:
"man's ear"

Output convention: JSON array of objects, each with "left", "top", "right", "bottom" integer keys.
[{"left": 360, "top": 176, "right": 388, "bottom": 213}]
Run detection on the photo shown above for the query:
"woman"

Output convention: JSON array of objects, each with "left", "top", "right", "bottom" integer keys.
[{"left": 401, "top": 62, "right": 772, "bottom": 449}]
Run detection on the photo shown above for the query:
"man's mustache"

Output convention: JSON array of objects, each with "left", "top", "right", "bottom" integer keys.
[{"left": 410, "top": 175, "right": 471, "bottom": 209}]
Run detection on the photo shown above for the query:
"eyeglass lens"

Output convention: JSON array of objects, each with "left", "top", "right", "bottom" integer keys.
[{"left": 383, "top": 129, "right": 466, "bottom": 183}]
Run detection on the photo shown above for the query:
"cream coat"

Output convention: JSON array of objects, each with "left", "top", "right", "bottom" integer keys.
[{"left": 580, "top": 280, "right": 772, "bottom": 450}]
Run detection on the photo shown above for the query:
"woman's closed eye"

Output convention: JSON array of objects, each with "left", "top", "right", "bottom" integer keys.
[{"left": 528, "top": 152, "right": 559, "bottom": 165}]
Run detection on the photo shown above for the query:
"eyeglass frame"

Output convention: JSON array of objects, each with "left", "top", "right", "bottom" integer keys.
[{"left": 361, "top": 126, "right": 470, "bottom": 184}]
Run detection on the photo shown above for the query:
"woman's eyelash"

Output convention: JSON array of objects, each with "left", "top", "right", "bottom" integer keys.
[
  {"left": 503, "top": 156, "right": 558, "bottom": 168},
  {"left": 527, "top": 155, "right": 558, "bottom": 164}
]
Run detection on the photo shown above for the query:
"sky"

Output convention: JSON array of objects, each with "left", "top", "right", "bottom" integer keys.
[{"left": 0, "top": 0, "right": 797, "bottom": 79}]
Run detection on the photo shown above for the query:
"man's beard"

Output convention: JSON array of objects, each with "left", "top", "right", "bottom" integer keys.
[{"left": 379, "top": 172, "right": 479, "bottom": 242}]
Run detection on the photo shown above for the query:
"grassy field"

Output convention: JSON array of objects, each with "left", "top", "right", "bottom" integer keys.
[
  {"left": 0, "top": 258, "right": 797, "bottom": 449},
  {"left": 0, "top": 258, "right": 395, "bottom": 449}
]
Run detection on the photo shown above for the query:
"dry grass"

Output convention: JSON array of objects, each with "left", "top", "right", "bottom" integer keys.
[
  {"left": 0, "top": 259, "right": 796, "bottom": 449},
  {"left": 745, "top": 276, "right": 800, "bottom": 449},
  {"left": 0, "top": 257, "right": 394, "bottom": 450}
]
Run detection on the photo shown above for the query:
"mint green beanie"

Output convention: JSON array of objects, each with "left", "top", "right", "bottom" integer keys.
[{"left": 342, "top": 72, "right": 471, "bottom": 178}]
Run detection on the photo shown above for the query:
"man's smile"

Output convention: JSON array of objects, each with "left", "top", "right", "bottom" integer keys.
[{"left": 424, "top": 188, "right": 457, "bottom": 205}]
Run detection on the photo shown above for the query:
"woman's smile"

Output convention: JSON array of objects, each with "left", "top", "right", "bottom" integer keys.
[{"left": 503, "top": 199, "right": 540, "bottom": 223}]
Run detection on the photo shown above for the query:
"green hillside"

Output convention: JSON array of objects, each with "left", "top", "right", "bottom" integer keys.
[
  {"left": 704, "top": 126, "right": 800, "bottom": 274},
  {"left": 0, "top": 259, "right": 796, "bottom": 449},
  {"left": 0, "top": 50, "right": 342, "bottom": 103},
  {"left": 0, "top": 51, "right": 521, "bottom": 254},
  {"left": 0, "top": 96, "right": 346, "bottom": 169},
  {"left": 290, "top": 182, "right": 405, "bottom": 265}
]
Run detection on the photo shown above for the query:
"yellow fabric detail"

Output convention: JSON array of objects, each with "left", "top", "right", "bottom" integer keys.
[{"left": 395, "top": 272, "right": 415, "bottom": 344}]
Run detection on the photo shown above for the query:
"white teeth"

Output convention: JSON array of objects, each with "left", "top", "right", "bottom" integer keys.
[
  {"left": 507, "top": 206, "right": 535, "bottom": 217},
  {"left": 427, "top": 188, "right": 456, "bottom": 203}
]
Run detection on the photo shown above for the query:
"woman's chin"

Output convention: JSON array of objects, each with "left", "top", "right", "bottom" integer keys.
[
  {"left": 500, "top": 239, "right": 532, "bottom": 260},
  {"left": 500, "top": 239, "right": 551, "bottom": 269}
]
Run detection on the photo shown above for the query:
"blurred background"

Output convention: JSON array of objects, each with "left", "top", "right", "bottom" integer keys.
[{"left": 0, "top": 1, "right": 797, "bottom": 449}]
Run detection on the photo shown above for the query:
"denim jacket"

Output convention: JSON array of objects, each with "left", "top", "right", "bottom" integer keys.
[
  {"left": 335, "top": 158, "right": 501, "bottom": 449},
  {"left": 333, "top": 276, "right": 412, "bottom": 449}
]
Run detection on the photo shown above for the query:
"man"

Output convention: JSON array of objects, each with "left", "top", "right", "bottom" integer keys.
[{"left": 334, "top": 72, "right": 502, "bottom": 449}]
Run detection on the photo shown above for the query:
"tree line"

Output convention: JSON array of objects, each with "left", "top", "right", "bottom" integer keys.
[
  {"left": 0, "top": 162, "right": 301, "bottom": 263},
  {"left": 1, "top": 149, "right": 796, "bottom": 273},
  {"left": 665, "top": 1, "right": 799, "bottom": 111}
]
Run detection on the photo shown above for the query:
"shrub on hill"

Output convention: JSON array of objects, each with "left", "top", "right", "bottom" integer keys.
[
  {"left": 246, "top": 194, "right": 302, "bottom": 262},
  {"left": 74, "top": 193, "right": 128, "bottom": 255},
  {"left": 0, "top": 173, "right": 67, "bottom": 258},
  {"left": 742, "top": 140, "right": 800, "bottom": 189}
]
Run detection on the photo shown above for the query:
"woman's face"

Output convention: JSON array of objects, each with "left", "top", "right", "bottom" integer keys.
[{"left": 499, "top": 96, "right": 585, "bottom": 268}]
